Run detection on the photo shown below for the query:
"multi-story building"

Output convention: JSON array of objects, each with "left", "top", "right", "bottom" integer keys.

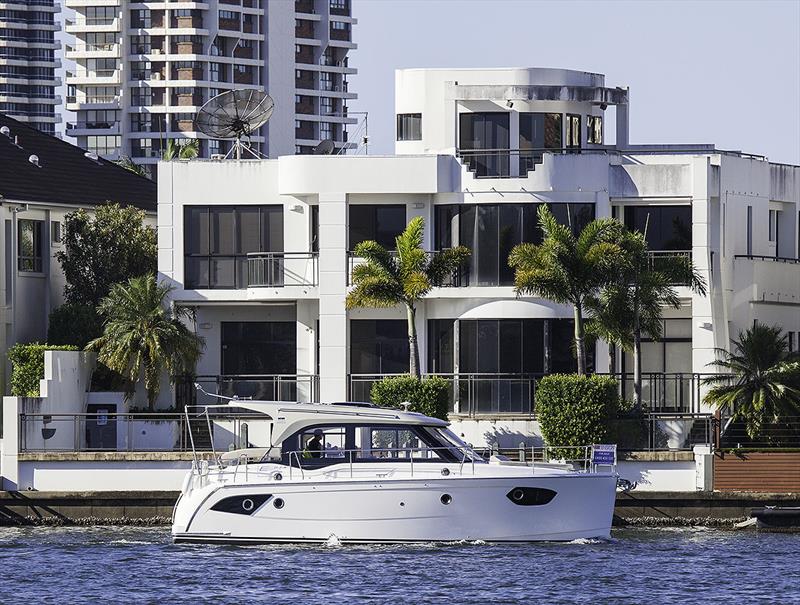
[
  {"left": 0, "top": 0, "right": 60, "bottom": 133},
  {"left": 61, "top": 0, "right": 357, "bottom": 178},
  {"left": 0, "top": 113, "right": 155, "bottom": 394},
  {"left": 157, "top": 67, "right": 800, "bottom": 445}
]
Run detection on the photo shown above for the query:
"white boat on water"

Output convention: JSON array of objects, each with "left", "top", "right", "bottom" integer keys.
[{"left": 171, "top": 399, "right": 618, "bottom": 544}]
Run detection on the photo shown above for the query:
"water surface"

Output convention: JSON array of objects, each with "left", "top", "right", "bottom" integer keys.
[{"left": 0, "top": 526, "right": 797, "bottom": 604}]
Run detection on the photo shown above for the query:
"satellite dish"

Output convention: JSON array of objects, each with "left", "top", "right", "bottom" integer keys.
[
  {"left": 313, "top": 139, "right": 336, "bottom": 155},
  {"left": 195, "top": 89, "right": 274, "bottom": 159}
]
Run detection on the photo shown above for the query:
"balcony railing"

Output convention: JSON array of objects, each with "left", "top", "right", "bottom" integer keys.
[
  {"left": 349, "top": 372, "right": 727, "bottom": 416},
  {"left": 177, "top": 374, "right": 320, "bottom": 405},
  {"left": 247, "top": 252, "right": 318, "bottom": 287},
  {"left": 648, "top": 250, "right": 692, "bottom": 284},
  {"left": 346, "top": 251, "right": 465, "bottom": 287},
  {"left": 734, "top": 254, "right": 800, "bottom": 264}
]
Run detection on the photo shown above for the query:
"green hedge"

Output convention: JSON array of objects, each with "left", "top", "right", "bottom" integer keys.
[
  {"left": 7, "top": 343, "right": 78, "bottom": 396},
  {"left": 370, "top": 375, "right": 450, "bottom": 420},
  {"left": 535, "top": 374, "right": 622, "bottom": 454},
  {"left": 47, "top": 303, "right": 103, "bottom": 348}
]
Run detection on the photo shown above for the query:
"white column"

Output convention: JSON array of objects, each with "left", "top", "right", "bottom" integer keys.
[
  {"left": 318, "top": 193, "right": 348, "bottom": 401},
  {"left": 296, "top": 299, "right": 318, "bottom": 402}
]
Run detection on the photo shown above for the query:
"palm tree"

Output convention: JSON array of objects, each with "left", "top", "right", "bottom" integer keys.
[
  {"left": 587, "top": 230, "right": 707, "bottom": 408},
  {"left": 88, "top": 275, "right": 204, "bottom": 410},
  {"left": 162, "top": 138, "right": 200, "bottom": 161},
  {"left": 509, "top": 205, "right": 626, "bottom": 375},
  {"left": 704, "top": 323, "right": 800, "bottom": 439},
  {"left": 346, "top": 217, "right": 470, "bottom": 377},
  {"left": 115, "top": 155, "right": 148, "bottom": 178}
]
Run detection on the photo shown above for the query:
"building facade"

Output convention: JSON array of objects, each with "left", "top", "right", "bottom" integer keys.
[
  {"left": 62, "top": 0, "right": 357, "bottom": 176},
  {"left": 0, "top": 113, "right": 156, "bottom": 395},
  {"left": 0, "top": 0, "right": 60, "bottom": 133},
  {"left": 157, "top": 68, "right": 800, "bottom": 443}
]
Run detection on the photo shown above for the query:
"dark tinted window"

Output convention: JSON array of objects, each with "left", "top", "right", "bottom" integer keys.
[
  {"left": 350, "top": 319, "right": 409, "bottom": 374},
  {"left": 623, "top": 206, "right": 692, "bottom": 251},
  {"left": 349, "top": 204, "right": 406, "bottom": 249},
  {"left": 459, "top": 112, "right": 510, "bottom": 177},
  {"left": 427, "top": 319, "right": 454, "bottom": 373},
  {"left": 221, "top": 321, "right": 296, "bottom": 374}
]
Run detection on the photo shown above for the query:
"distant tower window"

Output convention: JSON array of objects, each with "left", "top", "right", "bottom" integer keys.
[
  {"left": 746, "top": 206, "right": 753, "bottom": 255},
  {"left": 396, "top": 113, "right": 422, "bottom": 141},
  {"left": 587, "top": 115, "right": 602, "bottom": 144},
  {"left": 768, "top": 209, "right": 778, "bottom": 242}
]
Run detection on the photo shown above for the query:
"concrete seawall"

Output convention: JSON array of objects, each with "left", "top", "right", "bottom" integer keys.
[{"left": 2, "top": 490, "right": 799, "bottom": 527}]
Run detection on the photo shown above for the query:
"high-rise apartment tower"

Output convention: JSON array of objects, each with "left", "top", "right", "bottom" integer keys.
[
  {"left": 63, "top": 0, "right": 357, "bottom": 177},
  {"left": 0, "top": 0, "right": 60, "bottom": 134}
]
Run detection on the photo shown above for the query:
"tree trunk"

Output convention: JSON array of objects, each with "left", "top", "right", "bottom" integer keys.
[
  {"left": 633, "top": 310, "right": 643, "bottom": 410},
  {"left": 407, "top": 303, "right": 421, "bottom": 379},
  {"left": 573, "top": 304, "right": 586, "bottom": 375}
]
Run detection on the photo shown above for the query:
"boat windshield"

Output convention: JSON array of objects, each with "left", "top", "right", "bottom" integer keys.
[{"left": 430, "top": 427, "right": 487, "bottom": 463}]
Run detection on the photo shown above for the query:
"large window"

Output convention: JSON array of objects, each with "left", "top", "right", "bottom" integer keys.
[
  {"left": 17, "top": 219, "right": 43, "bottom": 272},
  {"left": 623, "top": 206, "right": 691, "bottom": 251},
  {"left": 396, "top": 113, "right": 421, "bottom": 141},
  {"left": 184, "top": 205, "right": 283, "bottom": 289},
  {"left": 348, "top": 204, "right": 406, "bottom": 250},
  {"left": 350, "top": 319, "right": 409, "bottom": 374},
  {"left": 566, "top": 114, "right": 581, "bottom": 149},
  {"left": 435, "top": 203, "right": 595, "bottom": 286},
  {"left": 459, "top": 112, "right": 510, "bottom": 177},
  {"left": 519, "top": 112, "right": 562, "bottom": 174},
  {"left": 587, "top": 115, "right": 602, "bottom": 144},
  {"left": 221, "top": 321, "right": 296, "bottom": 375}
]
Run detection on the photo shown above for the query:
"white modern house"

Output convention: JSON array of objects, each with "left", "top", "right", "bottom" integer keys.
[
  {"left": 156, "top": 67, "right": 800, "bottom": 442},
  {"left": 61, "top": 0, "right": 358, "bottom": 176}
]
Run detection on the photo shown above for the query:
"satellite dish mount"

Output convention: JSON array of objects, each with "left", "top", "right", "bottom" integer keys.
[{"left": 195, "top": 89, "right": 274, "bottom": 160}]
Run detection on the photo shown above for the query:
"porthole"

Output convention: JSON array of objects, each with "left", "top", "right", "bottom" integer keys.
[
  {"left": 441, "top": 468, "right": 450, "bottom": 477},
  {"left": 241, "top": 498, "right": 254, "bottom": 511},
  {"left": 273, "top": 472, "right": 283, "bottom": 481},
  {"left": 512, "top": 489, "right": 525, "bottom": 502},
  {"left": 273, "top": 497, "right": 285, "bottom": 509},
  {"left": 440, "top": 494, "right": 452, "bottom": 505}
]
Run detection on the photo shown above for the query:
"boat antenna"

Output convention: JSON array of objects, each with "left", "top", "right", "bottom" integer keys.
[{"left": 193, "top": 382, "right": 242, "bottom": 401}]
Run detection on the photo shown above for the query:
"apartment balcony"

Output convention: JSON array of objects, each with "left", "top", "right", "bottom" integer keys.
[
  {"left": 65, "top": 119, "right": 120, "bottom": 136},
  {"left": 295, "top": 19, "right": 314, "bottom": 38},
  {"left": 294, "top": 0, "right": 314, "bottom": 14},
  {"left": 329, "top": 0, "right": 350, "bottom": 16},
  {"left": 233, "top": 70, "right": 253, "bottom": 84},
  {"left": 65, "top": 16, "right": 120, "bottom": 32},
  {"left": 174, "top": 92, "right": 203, "bottom": 106},
  {"left": 173, "top": 118, "right": 195, "bottom": 132},
  {"left": 295, "top": 70, "right": 314, "bottom": 89},
  {"left": 218, "top": 17, "right": 240, "bottom": 31},
  {"left": 173, "top": 15, "right": 203, "bottom": 28},
  {"left": 65, "top": 42, "right": 119, "bottom": 59},
  {"left": 295, "top": 96, "right": 314, "bottom": 114},
  {"left": 173, "top": 41, "right": 203, "bottom": 55},
  {"left": 247, "top": 252, "right": 318, "bottom": 288},
  {"left": 175, "top": 66, "right": 204, "bottom": 80},
  {"left": 66, "top": 69, "right": 120, "bottom": 85},
  {"left": 329, "top": 25, "right": 350, "bottom": 41},
  {"left": 733, "top": 254, "right": 800, "bottom": 306},
  {"left": 233, "top": 45, "right": 253, "bottom": 59},
  {"left": 347, "top": 251, "right": 465, "bottom": 287},
  {"left": 295, "top": 121, "right": 315, "bottom": 140},
  {"left": 295, "top": 45, "right": 314, "bottom": 64},
  {"left": 178, "top": 374, "right": 319, "bottom": 405},
  {"left": 65, "top": 0, "right": 120, "bottom": 6},
  {"left": 66, "top": 94, "right": 119, "bottom": 110}
]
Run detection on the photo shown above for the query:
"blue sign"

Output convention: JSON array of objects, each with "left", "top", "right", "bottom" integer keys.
[{"left": 591, "top": 444, "right": 617, "bottom": 465}]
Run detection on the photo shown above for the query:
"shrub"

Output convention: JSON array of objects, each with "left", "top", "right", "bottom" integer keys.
[
  {"left": 370, "top": 375, "right": 450, "bottom": 420},
  {"left": 7, "top": 343, "right": 79, "bottom": 396},
  {"left": 535, "top": 374, "right": 621, "bottom": 456},
  {"left": 47, "top": 303, "right": 103, "bottom": 348}
]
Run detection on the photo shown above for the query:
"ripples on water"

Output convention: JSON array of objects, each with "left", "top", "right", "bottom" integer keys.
[{"left": 0, "top": 526, "right": 798, "bottom": 604}]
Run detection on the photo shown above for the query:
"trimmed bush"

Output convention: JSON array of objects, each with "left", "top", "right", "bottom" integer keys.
[
  {"left": 47, "top": 303, "right": 103, "bottom": 348},
  {"left": 370, "top": 375, "right": 450, "bottom": 420},
  {"left": 536, "top": 374, "right": 622, "bottom": 454},
  {"left": 7, "top": 343, "right": 79, "bottom": 396}
]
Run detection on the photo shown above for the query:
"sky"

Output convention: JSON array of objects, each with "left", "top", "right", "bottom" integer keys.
[{"left": 348, "top": 0, "right": 800, "bottom": 164}]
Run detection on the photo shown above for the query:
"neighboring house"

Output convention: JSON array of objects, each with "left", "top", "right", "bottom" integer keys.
[
  {"left": 157, "top": 67, "right": 800, "bottom": 439},
  {"left": 0, "top": 113, "right": 156, "bottom": 394},
  {"left": 61, "top": 0, "right": 358, "bottom": 178}
]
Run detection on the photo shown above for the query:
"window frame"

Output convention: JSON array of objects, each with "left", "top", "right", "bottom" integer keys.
[
  {"left": 396, "top": 113, "right": 422, "bottom": 141},
  {"left": 17, "top": 218, "right": 43, "bottom": 272}
]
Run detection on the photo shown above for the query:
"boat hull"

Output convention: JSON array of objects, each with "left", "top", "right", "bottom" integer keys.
[{"left": 172, "top": 472, "right": 617, "bottom": 543}]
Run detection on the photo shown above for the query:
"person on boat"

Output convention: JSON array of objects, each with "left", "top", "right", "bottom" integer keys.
[{"left": 305, "top": 429, "right": 324, "bottom": 459}]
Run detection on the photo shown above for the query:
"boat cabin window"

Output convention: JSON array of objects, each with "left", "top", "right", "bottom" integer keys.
[{"left": 282, "top": 423, "right": 473, "bottom": 467}]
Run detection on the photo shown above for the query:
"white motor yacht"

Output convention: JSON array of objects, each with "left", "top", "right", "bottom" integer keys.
[{"left": 171, "top": 400, "right": 618, "bottom": 544}]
